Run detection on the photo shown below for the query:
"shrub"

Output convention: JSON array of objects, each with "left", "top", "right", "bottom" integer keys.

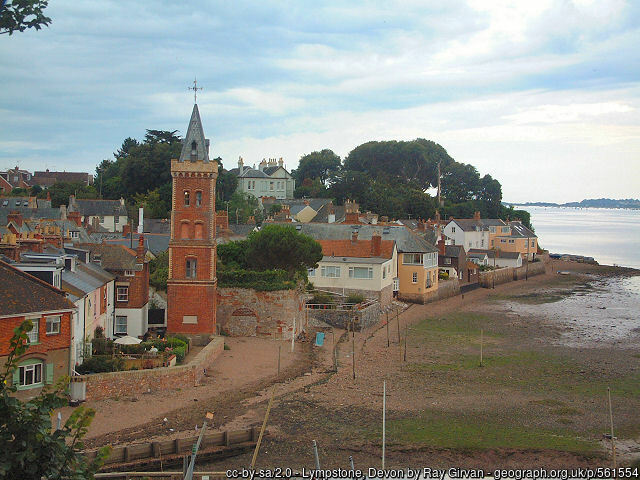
[
  {"left": 218, "top": 268, "right": 296, "bottom": 291},
  {"left": 173, "top": 346, "right": 187, "bottom": 363},
  {"left": 310, "top": 292, "right": 334, "bottom": 304},
  {"left": 92, "top": 337, "right": 114, "bottom": 355},
  {"left": 345, "top": 293, "right": 365, "bottom": 304},
  {"left": 76, "top": 355, "right": 125, "bottom": 374},
  {"left": 439, "top": 271, "right": 449, "bottom": 280}
]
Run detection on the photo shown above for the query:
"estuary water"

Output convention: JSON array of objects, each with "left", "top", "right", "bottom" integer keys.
[{"left": 514, "top": 206, "right": 640, "bottom": 269}]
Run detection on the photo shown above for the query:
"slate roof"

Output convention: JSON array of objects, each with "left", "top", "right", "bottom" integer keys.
[
  {"left": 75, "top": 243, "right": 139, "bottom": 270},
  {"left": 449, "top": 218, "right": 507, "bottom": 232},
  {"left": 104, "top": 234, "right": 169, "bottom": 256},
  {"left": 238, "top": 168, "right": 269, "bottom": 178},
  {"left": 0, "top": 260, "right": 75, "bottom": 317},
  {"left": 311, "top": 203, "right": 345, "bottom": 223},
  {"left": 507, "top": 221, "right": 537, "bottom": 238},
  {"left": 143, "top": 218, "right": 170, "bottom": 234},
  {"left": 468, "top": 248, "right": 522, "bottom": 260},
  {"left": 273, "top": 223, "right": 437, "bottom": 253},
  {"left": 69, "top": 199, "right": 127, "bottom": 217},
  {"left": 444, "top": 245, "right": 466, "bottom": 257},
  {"left": 0, "top": 207, "right": 61, "bottom": 224},
  {"left": 62, "top": 262, "right": 114, "bottom": 301},
  {"left": 0, "top": 196, "right": 52, "bottom": 208},
  {"left": 32, "top": 171, "right": 92, "bottom": 186},
  {"left": 179, "top": 104, "right": 210, "bottom": 163},
  {"left": 318, "top": 238, "right": 395, "bottom": 259}
]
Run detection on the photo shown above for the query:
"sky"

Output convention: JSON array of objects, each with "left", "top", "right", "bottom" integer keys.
[{"left": 1, "top": 0, "right": 639, "bottom": 203}]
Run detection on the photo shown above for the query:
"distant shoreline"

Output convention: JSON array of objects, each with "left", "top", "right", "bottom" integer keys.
[{"left": 506, "top": 200, "right": 640, "bottom": 209}]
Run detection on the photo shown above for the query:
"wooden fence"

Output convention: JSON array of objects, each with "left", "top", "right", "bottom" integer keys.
[{"left": 85, "top": 426, "right": 259, "bottom": 467}]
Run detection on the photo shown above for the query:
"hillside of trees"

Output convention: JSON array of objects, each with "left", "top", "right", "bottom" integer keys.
[
  {"left": 292, "top": 140, "right": 531, "bottom": 228},
  {"left": 9, "top": 130, "right": 530, "bottom": 229}
]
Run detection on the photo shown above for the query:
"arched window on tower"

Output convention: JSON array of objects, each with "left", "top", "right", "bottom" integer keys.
[
  {"left": 195, "top": 191, "right": 202, "bottom": 207},
  {"left": 190, "top": 141, "right": 197, "bottom": 161},
  {"left": 195, "top": 221, "right": 204, "bottom": 239},
  {"left": 180, "top": 221, "right": 190, "bottom": 239},
  {"left": 184, "top": 191, "right": 190, "bottom": 207}
]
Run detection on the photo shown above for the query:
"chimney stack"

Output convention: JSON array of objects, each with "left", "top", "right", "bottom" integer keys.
[
  {"left": 474, "top": 211, "right": 481, "bottom": 221},
  {"left": 136, "top": 234, "right": 145, "bottom": 262},
  {"left": 7, "top": 211, "right": 23, "bottom": 228},
  {"left": 68, "top": 211, "right": 82, "bottom": 227},
  {"left": 122, "top": 223, "right": 131, "bottom": 238},
  {"left": 438, "top": 238, "right": 445, "bottom": 257},
  {"left": 138, "top": 207, "right": 144, "bottom": 234},
  {"left": 371, "top": 232, "right": 382, "bottom": 256}
]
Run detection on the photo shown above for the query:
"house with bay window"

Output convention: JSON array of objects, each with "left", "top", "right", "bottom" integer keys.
[
  {"left": 277, "top": 222, "right": 439, "bottom": 305},
  {"left": 310, "top": 231, "right": 397, "bottom": 305},
  {"left": 0, "top": 259, "right": 75, "bottom": 399},
  {"left": 77, "top": 236, "right": 149, "bottom": 338}
]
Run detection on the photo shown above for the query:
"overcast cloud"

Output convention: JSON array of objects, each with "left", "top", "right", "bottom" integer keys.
[{"left": 1, "top": 0, "right": 639, "bottom": 203}]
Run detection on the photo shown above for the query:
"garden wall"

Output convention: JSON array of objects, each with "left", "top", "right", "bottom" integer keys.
[
  {"left": 80, "top": 336, "right": 224, "bottom": 401},
  {"left": 216, "top": 287, "right": 306, "bottom": 339}
]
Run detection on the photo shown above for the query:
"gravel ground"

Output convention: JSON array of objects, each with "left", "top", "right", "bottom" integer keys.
[{"left": 82, "top": 256, "right": 640, "bottom": 470}]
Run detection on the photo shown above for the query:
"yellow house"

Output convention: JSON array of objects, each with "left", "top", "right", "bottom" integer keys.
[
  {"left": 495, "top": 221, "right": 537, "bottom": 261},
  {"left": 396, "top": 249, "right": 439, "bottom": 304}
]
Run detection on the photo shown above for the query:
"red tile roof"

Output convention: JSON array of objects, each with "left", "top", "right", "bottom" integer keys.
[{"left": 317, "top": 238, "right": 394, "bottom": 259}]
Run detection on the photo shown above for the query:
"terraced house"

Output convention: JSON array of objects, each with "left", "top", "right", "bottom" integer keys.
[{"left": 0, "top": 260, "right": 75, "bottom": 399}]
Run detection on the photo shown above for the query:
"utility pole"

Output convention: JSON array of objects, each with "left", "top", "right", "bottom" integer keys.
[
  {"left": 526, "top": 236, "right": 530, "bottom": 280},
  {"left": 437, "top": 160, "right": 441, "bottom": 207}
]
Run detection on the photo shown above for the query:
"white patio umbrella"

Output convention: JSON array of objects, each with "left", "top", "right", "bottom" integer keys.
[{"left": 114, "top": 335, "right": 142, "bottom": 345}]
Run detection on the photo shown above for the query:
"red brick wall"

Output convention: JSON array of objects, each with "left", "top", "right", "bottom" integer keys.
[
  {"left": 0, "top": 311, "right": 72, "bottom": 356},
  {"left": 167, "top": 282, "right": 217, "bottom": 335},
  {"left": 114, "top": 264, "right": 149, "bottom": 309},
  {"left": 172, "top": 176, "right": 215, "bottom": 241},
  {"left": 82, "top": 336, "right": 223, "bottom": 401}
]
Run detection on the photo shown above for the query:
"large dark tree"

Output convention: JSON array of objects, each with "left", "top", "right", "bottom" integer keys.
[
  {"left": 244, "top": 224, "right": 323, "bottom": 274},
  {"left": 343, "top": 139, "right": 454, "bottom": 191},
  {"left": 0, "top": 0, "right": 51, "bottom": 35},
  {"left": 292, "top": 149, "right": 341, "bottom": 185}
]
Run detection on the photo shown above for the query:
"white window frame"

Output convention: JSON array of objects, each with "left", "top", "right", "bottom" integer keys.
[
  {"left": 308, "top": 268, "right": 315, "bottom": 277},
  {"left": 412, "top": 272, "right": 418, "bottom": 283},
  {"left": 19, "top": 362, "right": 43, "bottom": 387},
  {"left": 321, "top": 266, "right": 341, "bottom": 278},
  {"left": 27, "top": 318, "right": 39, "bottom": 343},
  {"left": 124, "top": 270, "right": 135, "bottom": 277},
  {"left": 46, "top": 315, "right": 61, "bottom": 335},
  {"left": 349, "top": 266, "right": 373, "bottom": 279},
  {"left": 116, "top": 286, "right": 129, "bottom": 302},
  {"left": 114, "top": 215, "right": 119, "bottom": 224},
  {"left": 71, "top": 231, "right": 79, "bottom": 239},
  {"left": 115, "top": 316, "right": 127, "bottom": 335},
  {"left": 402, "top": 253, "right": 423, "bottom": 265},
  {"left": 444, "top": 257, "right": 451, "bottom": 265}
]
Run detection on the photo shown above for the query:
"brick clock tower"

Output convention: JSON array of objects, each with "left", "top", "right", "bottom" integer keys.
[{"left": 167, "top": 104, "right": 218, "bottom": 338}]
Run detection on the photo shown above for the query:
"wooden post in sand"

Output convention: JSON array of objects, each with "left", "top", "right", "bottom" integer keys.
[
  {"left": 250, "top": 385, "right": 276, "bottom": 468},
  {"left": 351, "top": 317, "right": 356, "bottom": 380},
  {"left": 479, "top": 329, "right": 484, "bottom": 367},
  {"left": 403, "top": 324, "right": 407, "bottom": 362},
  {"left": 396, "top": 307, "right": 400, "bottom": 344},
  {"left": 608, "top": 387, "right": 617, "bottom": 468},
  {"left": 386, "top": 311, "right": 390, "bottom": 347},
  {"left": 277, "top": 345, "right": 281, "bottom": 377}
]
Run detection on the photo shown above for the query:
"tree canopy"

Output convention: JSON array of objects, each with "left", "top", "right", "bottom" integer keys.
[
  {"left": 292, "top": 149, "right": 341, "bottom": 185},
  {"left": 0, "top": 0, "right": 51, "bottom": 35},
  {"left": 0, "top": 320, "right": 110, "bottom": 479}
]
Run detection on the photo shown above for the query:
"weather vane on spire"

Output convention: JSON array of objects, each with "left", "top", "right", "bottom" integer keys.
[{"left": 188, "top": 78, "right": 203, "bottom": 103}]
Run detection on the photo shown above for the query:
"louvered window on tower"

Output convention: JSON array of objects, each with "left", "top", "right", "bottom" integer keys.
[
  {"left": 190, "top": 141, "right": 197, "bottom": 161},
  {"left": 186, "top": 258, "right": 197, "bottom": 279}
]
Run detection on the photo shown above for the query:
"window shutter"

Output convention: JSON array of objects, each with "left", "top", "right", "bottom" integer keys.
[
  {"left": 45, "top": 363, "right": 54, "bottom": 384},
  {"left": 12, "top": 368, "right": 20, "bottom": 387}
]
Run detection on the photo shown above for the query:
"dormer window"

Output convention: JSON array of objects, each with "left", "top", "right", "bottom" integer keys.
[
  {"left": 190, "top": 141, "right": 197, "bottom": 161},
  {"left": 184, "top": 191, "right": 190, "bottom": 207}
]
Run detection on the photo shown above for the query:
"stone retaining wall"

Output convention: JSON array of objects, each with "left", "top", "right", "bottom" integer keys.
[
  {"left": 479, "top": 262, "right": 545, "bottom": 288},
  {"left": 81, "top": 336, "right": 224, "bottom": 401},
  {"left": 216, "top": 288, "right": 306, "bottom": 339},
  {"left": 306, "top": 302, "right": 380, "bottom": 331}
]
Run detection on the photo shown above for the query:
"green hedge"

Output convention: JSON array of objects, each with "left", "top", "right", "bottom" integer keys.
[
  {"left": 76, "top": 356, "right": 124, "bottom": 374},
  {"left": 218, "top": 268, "right": 296, "bottom": 291}
]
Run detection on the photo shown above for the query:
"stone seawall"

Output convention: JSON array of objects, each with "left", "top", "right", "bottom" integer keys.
[
  {"left": 216, "top": 288, "right": 306, "bottom": 339},
  {"left": 307, "top": 302, "right": 381, "bottom": 331},
  {"left": 82, "top": 337, "right": 224, "bottom": 401},
  {"left": 479, "top": 262, "right": 546, "bottom": 288}
]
